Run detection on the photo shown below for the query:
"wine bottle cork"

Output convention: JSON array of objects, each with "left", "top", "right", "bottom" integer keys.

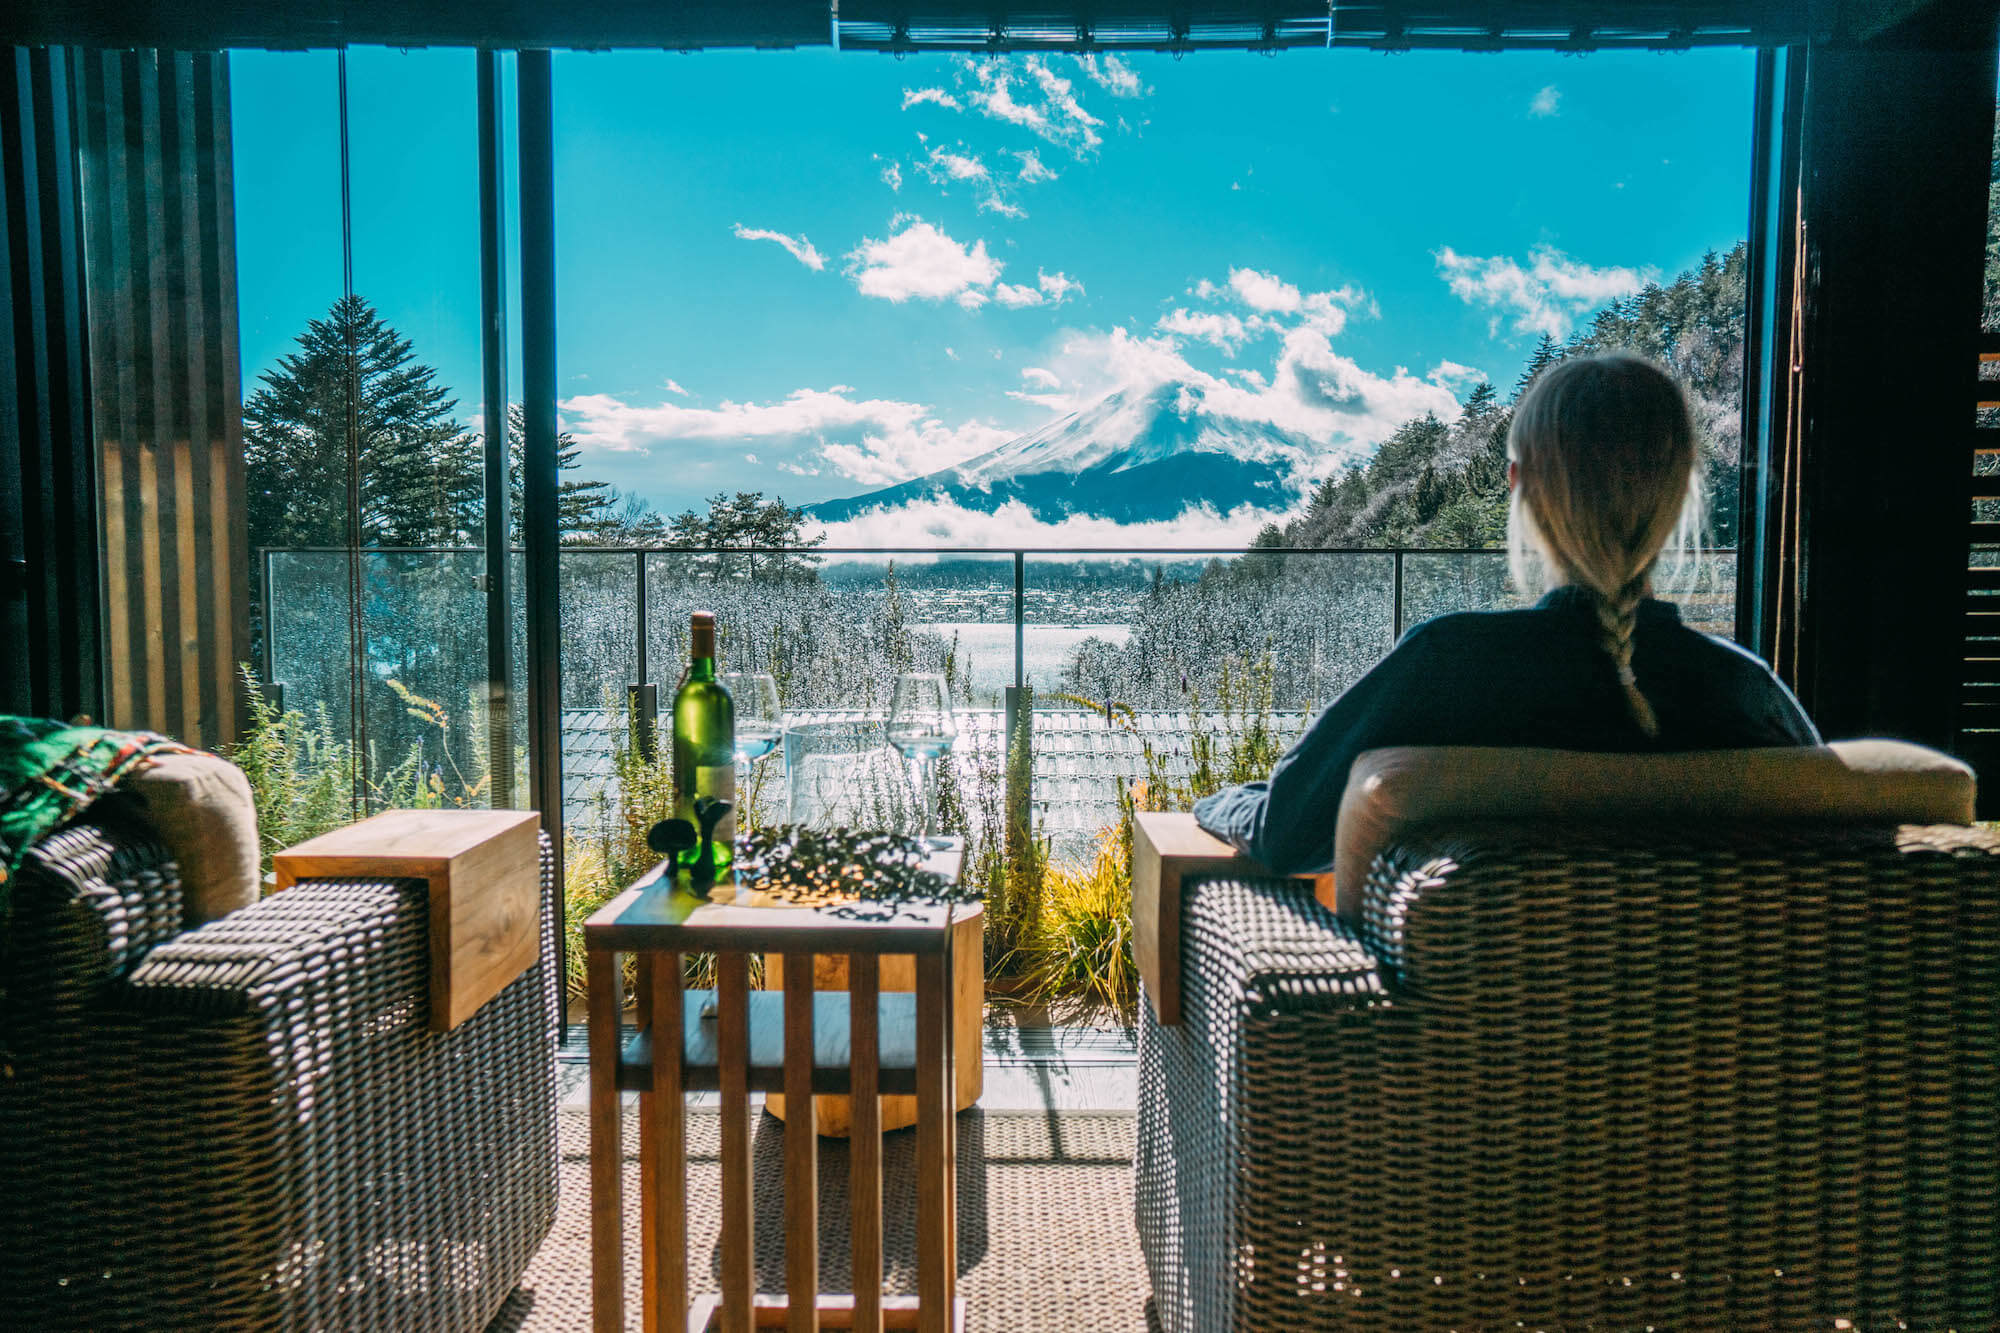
[{"left": 691, "top": 610, "right": 716, "bottom": 660}]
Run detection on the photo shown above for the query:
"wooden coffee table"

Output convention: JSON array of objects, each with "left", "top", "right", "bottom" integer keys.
[{"left": 584, "top": 841, "right": 967, "bottom": 1333}]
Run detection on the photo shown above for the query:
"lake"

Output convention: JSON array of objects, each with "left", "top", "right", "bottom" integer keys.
[{"left": 915, "top": 622, "right": 1132, "bottom": 701}]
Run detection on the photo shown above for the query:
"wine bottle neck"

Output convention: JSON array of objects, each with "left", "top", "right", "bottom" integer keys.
[{"left": 688, "top": 655, "right": 717, "bottom": 681}]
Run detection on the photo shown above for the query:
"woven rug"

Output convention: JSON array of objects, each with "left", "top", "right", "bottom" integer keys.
[{"left": 486, "top": 1108, "right": 1147, "bottom": 1332}]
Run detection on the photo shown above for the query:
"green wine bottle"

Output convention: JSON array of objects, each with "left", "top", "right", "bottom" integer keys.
[{"left": 672, "top": 611, "right": 735, "bottom": 873}]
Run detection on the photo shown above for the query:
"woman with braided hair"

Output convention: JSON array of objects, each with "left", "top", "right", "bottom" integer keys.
[{"left": 1194, "top": 352, "right": 1818, "bottom": 912}]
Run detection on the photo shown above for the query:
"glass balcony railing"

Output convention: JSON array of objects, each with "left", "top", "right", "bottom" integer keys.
[{"left": 261, "top": 544, "right": 1737, "bottom": 858}]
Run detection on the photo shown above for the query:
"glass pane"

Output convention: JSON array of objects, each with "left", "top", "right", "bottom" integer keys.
[
  {"left": 232, "top": 51, "right": 359, "bottom": 828},
  {"left": 347, "top": 47, "right": 491, "bottom": 808},
  {"left": 544, "top": 42, "right": 1760, "bottom": 1017}
]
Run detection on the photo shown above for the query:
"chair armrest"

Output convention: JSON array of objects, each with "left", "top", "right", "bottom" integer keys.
[
  {"left": 119, "top": 875, "right": 425, "bottom": 1020},
  {"left": 1137, "top": 872, "right": 1386, "bottom": 1333},
  {"left": 1132, "top": 811, "right": 1335, "bottom": 1024},
  {"left": 1177, "top": 871, "right": 1386, "bottom": 1016}
]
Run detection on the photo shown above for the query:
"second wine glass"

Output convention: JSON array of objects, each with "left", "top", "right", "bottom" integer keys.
[
  {"left": 887, "top": 671, "right": 956, "bottom": 842},
  {"left": 720, "top": 672, "right": 783, "bottom": 822}
]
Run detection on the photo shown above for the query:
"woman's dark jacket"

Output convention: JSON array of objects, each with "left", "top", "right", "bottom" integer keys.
[{"left": 1192, "top": 585, "right": 1822, "bottom": 875}]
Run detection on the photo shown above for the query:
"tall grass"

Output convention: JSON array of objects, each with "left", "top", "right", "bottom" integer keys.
[
  {"left": 1020, "top": 829, "right": 1135, "bottom": 1022},
  {"left": 1027, "top": 651, "right": 1291, "bottom": 1024}
]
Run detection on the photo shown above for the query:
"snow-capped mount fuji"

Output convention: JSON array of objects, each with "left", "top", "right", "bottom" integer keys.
[{"left": 809, "top": 380, "right": 1338, "bottom": 525}]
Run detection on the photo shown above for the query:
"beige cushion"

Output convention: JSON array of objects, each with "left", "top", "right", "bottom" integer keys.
[
  {"left": 127, "top": 752, "right": 261, "bottom": 926},
  {"left": 1332, "top": 740, "right": 1976, "bottom": 921}
]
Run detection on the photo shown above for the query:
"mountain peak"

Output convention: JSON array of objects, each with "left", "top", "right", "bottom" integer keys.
[{"left": 809, "top": 379, "right": 1319, "bottom": 526}]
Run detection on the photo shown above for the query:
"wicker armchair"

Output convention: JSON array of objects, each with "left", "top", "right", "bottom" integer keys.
[
  {"left": 1136, "top": 816, "right": 2000, "bottom": 1331},
  {"left": 0, "top": 795, "right": 560, "bottom": 1331}
]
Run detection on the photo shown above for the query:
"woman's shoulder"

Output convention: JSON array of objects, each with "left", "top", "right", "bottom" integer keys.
[{"left": 1639, "top": 609, "right": 1784, "bottom": 677}]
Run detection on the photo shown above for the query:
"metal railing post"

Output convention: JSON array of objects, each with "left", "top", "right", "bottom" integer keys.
[
  {"left": 1012, "top": 549, "right": 1025, "bottom": 690},
  {"left": 1392, "top": 550, "right": 1405, "bottom": 644},
  {"left": 631, "top": 550, "right": 656, "bottom": 762},
  {"left": 634, "top": 548, "right": 650, "bottom": 689}
]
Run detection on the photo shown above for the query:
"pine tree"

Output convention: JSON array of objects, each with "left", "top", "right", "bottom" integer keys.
[
  {"left": 505, "top": 403, "right": 618, "bottom": 542},
  {"left": 1459, "top": 380, "right": 1499, "bottom": 421},
  {"left": 244, "top": 295, "right": 479, "bottom": 549},
  {"left": 662, "top": 490, "right": 825, "bottom": 580},
  {"left": 1513, "top": 332, "right": 1561, "bottom": 400}
]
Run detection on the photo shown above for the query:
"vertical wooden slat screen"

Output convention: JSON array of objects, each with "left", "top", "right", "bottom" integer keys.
[
  {"left": 77, "top": 49, "right": 245, "bottom": 750},
  {"left": 1958, "top": 330, "right": 2000, "bottom": 814},
  {"left": 1, "top": 46, "right": 102, "bottom": 725}
]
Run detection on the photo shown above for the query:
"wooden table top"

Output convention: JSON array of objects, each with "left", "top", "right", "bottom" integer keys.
[{"left": 584, "top": 839, "right": 967, "bottom": 954}]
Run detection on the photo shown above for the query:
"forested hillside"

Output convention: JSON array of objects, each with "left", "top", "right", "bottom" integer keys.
[{"left": 1269, "top": 241, "right": 1750, "bottom": 552}]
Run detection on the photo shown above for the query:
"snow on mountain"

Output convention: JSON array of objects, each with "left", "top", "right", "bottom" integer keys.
[{"left": 809, "top": 380, "right": 1354, "bottom": 526}]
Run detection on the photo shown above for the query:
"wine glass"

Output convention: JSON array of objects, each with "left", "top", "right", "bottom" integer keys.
[
  {"left": 888, "top": 672, "right": 957, "bottom": 843},
  {"left": 721, "top": 672, "right": 783, "bottom": 822}
]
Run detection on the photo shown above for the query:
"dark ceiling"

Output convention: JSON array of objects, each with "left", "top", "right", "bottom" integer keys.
[{"left": 7, "top": 1, "right": 1974, "bottom": 55}]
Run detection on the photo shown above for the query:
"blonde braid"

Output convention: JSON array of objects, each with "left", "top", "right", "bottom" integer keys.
[
  {"left": 1589, "top": 568, "right": 1658, "bottom": 737},
  {"left": 1505, "top": 353, "right": 1697, "bottom": 744}
]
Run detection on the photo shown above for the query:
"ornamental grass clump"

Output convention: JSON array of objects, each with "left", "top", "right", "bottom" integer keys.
[{"left": 1022, "top": 829, "right": 1136, "bottom": 1023}]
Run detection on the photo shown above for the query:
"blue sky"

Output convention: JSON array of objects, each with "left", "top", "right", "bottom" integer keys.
[{"left": 232, "top": 44, "right": 1755, "bottom": 545}]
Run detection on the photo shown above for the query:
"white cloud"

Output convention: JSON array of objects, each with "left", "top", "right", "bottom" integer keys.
[
  {"left": 1037, "top": 270, "right": 1083, "bottom": 303},
  {"left": 1020, "top": 366, "right": 1061, "bottom": 389},
  {"left": 1075, "top": 54, "right": 1147, "bottom": 99},
  {"left": 815, "top": 496, "right": 1280, "bottom": 551},
  {"left": 1434, "top": 243, "right": 1655, "bottom": 338},
  {"left": 881, "top": 161, "right": 903, "bottom": 191},
  {"left": 662, "top": 379, "right": 690, "bottom": 397},
  {"left": 980, "top": 196, "right": 1028, "bottom": 219},
  {"left": 559, "top": 385, "right": 1013, "bottom": 501},
  {"left": 1024, "top": 322, "right": 1461, "bottom": 458},
  {"left": 743, "top": 452, "right": 758, "bottom": 463},
  {"left": 1530, "top": 85, "right": 1561, "bottom": 117},
  {"left": 963, "top": 57, "right": 1104, "bottom": 156},
  {"left": 1014, "top": 150, "right": 1057, "bottom": 183},
  {"left": 1228, "top": 267, "right": 1303, "bottom": 314},
  {"left": 990, "top": 269, "right": 1084, "bottom": 309},
  {"left": 1182, "top": 267, "right": 1367, "bottom": 337},
  {"left": 731, "top": 223, "right": 826, "bottom": 271},
  {"left": 1155, "top": 308, "right": 1254, "bottom": 354},
  {"left": 994, "top": 283, "right": 1045, "bottom": 309},
  {"left": 1027, "top": 60, "right": 1102, "bottom": 138},
  {"left": 992, "top": 270, "right": 1088, "bottom": 312},
  {"left": 817, "top": 417, "right": 1012, "bottom": 489},
  {"left": 1427, "top": 359, "right": 1486, "bottom": 389},
  {"left": 847, "top": 217, "right": 1003, "bottom": 305},
  {"left": 921, "top": 147, "right": 988, "bottom": 183},
  {"left": 1226, "top": 368, "right": 1268, "bottom": 390},
  {"left": 902, "top": 87, "right": 961, "bottom": 111},
  {"left": 563, "top": 388, "right": 905, "bottom": 454},
  {"left": 944, "top": 347, "right": 958, "bottom": 360}
]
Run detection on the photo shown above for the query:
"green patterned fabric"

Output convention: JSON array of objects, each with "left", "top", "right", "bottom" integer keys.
[{"left": 0, "top": 716, "right": 191, "bottom": 899}]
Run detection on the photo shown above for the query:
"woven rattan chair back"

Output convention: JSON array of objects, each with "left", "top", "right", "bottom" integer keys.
[{"left": 1138, "top": 818, "right": 2000, "bottom": 1331}]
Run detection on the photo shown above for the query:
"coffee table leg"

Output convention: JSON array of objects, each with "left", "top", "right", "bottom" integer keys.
[
  {"left": 588, "top": 946, "right": 624, "bottom": 1333},
  {"left": 718, "top": 950, "right": 754, "bottom": 1333},
  {"left": 641, "top": 952, "right": 687, "bottom": 1332},
  {"left": 849, "top": 953, "right": 883, "bottom": 1333},
  {"left": 915, "top": 951, "right": 950, "bottom": 1333}
]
